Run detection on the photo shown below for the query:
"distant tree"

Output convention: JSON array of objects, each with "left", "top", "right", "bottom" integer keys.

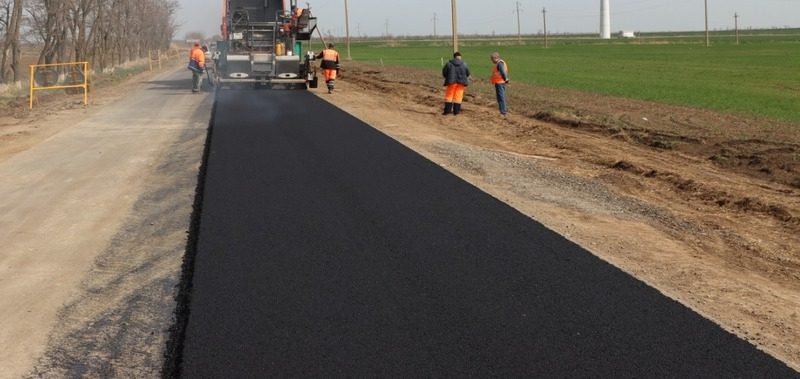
[{"left": 184, "top": 31, "right": 205, "bottom": 42}]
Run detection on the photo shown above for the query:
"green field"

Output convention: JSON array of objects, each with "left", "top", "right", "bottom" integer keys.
[{"left": 344, "top": 33, "right": 800, "bottom": 122}]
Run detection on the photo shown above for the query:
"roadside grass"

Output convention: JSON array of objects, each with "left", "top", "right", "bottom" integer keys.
[{"left": 346, "top": 33, "right": 800, "bottom": 122}]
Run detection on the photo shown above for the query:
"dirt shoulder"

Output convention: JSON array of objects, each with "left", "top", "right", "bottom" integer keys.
[
  {"left": 315, "top": 62, "right": 800, "bottom": 371},
  {"left": 0, "top": 63, "right": 211, "bottom": 378}
]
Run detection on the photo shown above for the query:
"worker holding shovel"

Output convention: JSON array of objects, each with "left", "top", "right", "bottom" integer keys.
[{"left": 187, "top": 43, "right": 205, "bottom": 93}]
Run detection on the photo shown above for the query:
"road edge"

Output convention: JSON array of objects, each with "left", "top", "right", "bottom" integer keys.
[{"left": 161, "top": 90, "right": 217, "bottom": 379}]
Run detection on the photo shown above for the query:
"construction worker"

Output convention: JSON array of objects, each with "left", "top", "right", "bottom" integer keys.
[
  {"left": 202, "top": 45, "right": 214, "bottom": 87},
  {"left": 442, "top": 51, "right": 470, "bottom": 115},
  {"left": 316, "top": 43, "right": 340, "bottom": 94},
  {"left": 188, "top": 42, "right": 205, "bottom": 93},
  {"left": 292, "top": 6, "right": 306, "bottom": 29},
  {"left": 211, "top": 48, "right": 221, "bottom": 67},
  {"left": 490, "top": 52, "right": 510, "bottom": 116}
]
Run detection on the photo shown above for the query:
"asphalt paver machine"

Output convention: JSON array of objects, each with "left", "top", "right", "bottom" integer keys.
[{"left": 215, "top": 0, "right": 319, "bottom": 88}]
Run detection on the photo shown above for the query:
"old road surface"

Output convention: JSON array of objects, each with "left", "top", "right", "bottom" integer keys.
[
  {"left": 0, "top": 67, "right": 212, "bottom": 378},
  {"left": 176, "top": 89, "right": 797, "bottom": 377}
]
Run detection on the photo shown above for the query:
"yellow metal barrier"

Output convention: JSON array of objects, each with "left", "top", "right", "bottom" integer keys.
[{"left": 29, "top": 62, "right": 89, "bottom": 110}]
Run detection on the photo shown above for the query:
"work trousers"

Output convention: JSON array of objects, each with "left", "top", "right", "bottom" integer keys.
[
  {"left": 192, "top": 70, "right": 202, "bottom": 92},
  {"left": 494, "top": 83, "right": 507, "bottom": 115},
  {"left": 444, "top": 83, "right": 465, "bottom": 104},
  {"left": 323, "top": 69, "right": 337, "bottom": 81},
  {"left": 323, "top": 69, "right": 337, "bottom": 90}
]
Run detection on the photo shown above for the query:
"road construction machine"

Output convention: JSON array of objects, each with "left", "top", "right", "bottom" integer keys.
[{"left": 215, "top": 0, "right": 319, "bottom": 88}]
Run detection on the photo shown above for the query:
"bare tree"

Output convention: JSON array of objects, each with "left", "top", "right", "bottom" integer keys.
[
  {"left": 0, "top": 0, "right": 12, "bottom": 81},
  {"left": 1, "top": 0, "right": 23, "bottom": 82},
  {"left": 26, "top": 0, "right": 178, "bottom": 71},
  {"left": 28, "top": 0, "right": 68, "bottom": 65},
  {"left": 66, "top": 0, "right": 97, "bottom": 63},
  {"left": 184, "top": 31, "right": 205, "bottom": 42}
]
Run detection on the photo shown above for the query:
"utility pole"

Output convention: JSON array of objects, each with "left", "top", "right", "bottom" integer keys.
[
  {"left": 451, "top": 0, "right": 458, "bottom": 53},
  {"left": 385, "top": 19, "right": 390, "bottom": 39},
  {"left": 433, "top": 12, "right": 438, "bottom": 38},
  {"left": 734, "top": 12, "right": 739, "bottom": 45},
  {"left": 514, "top": 1, "right": 522, "bottom": 44},
  {"left": 704, "top": 0, "right": 710, "bottom": 47},
  {"left": 542, "top": 7, "right": 548, "bottom": 48},
  {"left": 344, "top": 0, "right": 351, "bottom": 59}
]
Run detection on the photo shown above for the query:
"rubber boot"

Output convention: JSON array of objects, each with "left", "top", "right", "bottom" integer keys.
[
  {"left": 453, "top": 103, "right": 462, "bottom": 115},
  {"left": 443, "top": 102, "right": 453, "bottom": 115}
]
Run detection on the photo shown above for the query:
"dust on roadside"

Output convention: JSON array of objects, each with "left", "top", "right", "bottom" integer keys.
[{"left": 318, "top": 62, "right": 800, "bottom": 371}]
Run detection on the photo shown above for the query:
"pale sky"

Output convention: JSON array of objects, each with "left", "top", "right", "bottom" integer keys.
[{"left": 176, "top": 0, "right": 800, "bottom": 39}]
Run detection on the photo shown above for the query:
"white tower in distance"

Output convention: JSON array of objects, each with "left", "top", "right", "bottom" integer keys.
[{"left": 600, "top": 0, "right": 611, "bottom": 39}]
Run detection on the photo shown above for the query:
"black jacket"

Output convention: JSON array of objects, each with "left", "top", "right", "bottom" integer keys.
[{"left": 442, "top": 58, "right": 470, "bottom": 86}]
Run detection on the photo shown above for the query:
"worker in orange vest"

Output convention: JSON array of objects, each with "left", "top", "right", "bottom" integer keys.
[
  {"left": 490, "top": 52, "right": 510, "bottom": 116},
  {"left": 292, "top": 6, "right": 306, "bottom": 29},
  {"left": 316, "top": 43, "right": 340, "bottom": 94},
  {"left": 188, "top": 42, "right": 206, "bottom": 93}
]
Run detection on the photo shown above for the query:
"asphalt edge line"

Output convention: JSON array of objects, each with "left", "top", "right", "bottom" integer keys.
[{"left": 161, "top": 91, "right": 217, "bottom": 378}]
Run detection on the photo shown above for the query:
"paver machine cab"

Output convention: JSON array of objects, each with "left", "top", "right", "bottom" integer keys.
[{"left": 216, "top": 0, "right": 318, "bottom": 88}]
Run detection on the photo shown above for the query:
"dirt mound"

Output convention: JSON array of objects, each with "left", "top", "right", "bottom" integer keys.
[{"left": 611, "top": 160, "right": 798, "bottom": 225}]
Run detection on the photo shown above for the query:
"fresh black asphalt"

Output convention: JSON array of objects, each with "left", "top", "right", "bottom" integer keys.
[{"left": 177, "top": 89, "right": 798, "bottom": 377}]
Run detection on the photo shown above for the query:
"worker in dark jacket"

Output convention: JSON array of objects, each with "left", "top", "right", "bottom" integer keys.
[
  {"left": 316, "top": 43, "right": 340, "bottom": 93},
  {"left": 442, "top": 52, "right": 470, "bottom": 115}
]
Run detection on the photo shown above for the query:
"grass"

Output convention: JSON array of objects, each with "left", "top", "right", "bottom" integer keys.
[{"left": 344, "top": 33, "right": 800, "bottom": 122}]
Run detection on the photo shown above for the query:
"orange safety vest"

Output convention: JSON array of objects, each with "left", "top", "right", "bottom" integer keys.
[
  {"left": 321, "top": 49, "right": 339, "bottom": 62},
  {"left": 491, "top": 59, "right": 509, "bottom": 84},
  {"left": 190, "top": 47, "right": 205, "bottom": 69}
]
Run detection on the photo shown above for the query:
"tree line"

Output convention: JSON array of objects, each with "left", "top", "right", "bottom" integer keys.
[{"left": 0, "top": 0, "right": 179, "bottom": 84}]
